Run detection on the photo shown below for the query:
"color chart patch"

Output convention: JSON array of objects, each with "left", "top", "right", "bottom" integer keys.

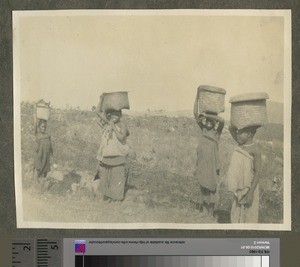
[{"left": 75, "top": 240, "right": 86, "bottom": 254}]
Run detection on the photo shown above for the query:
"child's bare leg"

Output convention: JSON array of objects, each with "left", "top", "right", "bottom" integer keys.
[
  {"left": 197, "top": 203, "right": 204, "bottom": 212},
  {"left": 202, "top": 203, "right": 209, "bottom": 214},
  {"left": 208, "top": 203, "right": 215, "bottom": 217},
  {"left": 33, "top": 168, "right": 39, "bottom": 181},
  {"left": 199, "top": 186, "right": 207, "bottom": 213}
]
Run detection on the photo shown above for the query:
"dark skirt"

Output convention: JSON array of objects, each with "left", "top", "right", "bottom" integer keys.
[
  {"left": 33, "top": 136, "right": 52, "bottom": 177},
  {"left": 99, "top": 160, "right": 128, "bottom": 201}
]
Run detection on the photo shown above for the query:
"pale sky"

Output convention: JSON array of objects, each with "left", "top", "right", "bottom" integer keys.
[{"left": 16, "top": 12, "right": 285, "bottom": 111}]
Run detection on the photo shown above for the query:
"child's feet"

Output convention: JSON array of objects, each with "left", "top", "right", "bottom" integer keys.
[
  {"left": 198, "top": 207, "right": 208, "bottom": 217},
  {"left": 197, "top": 203, "right": 204, "bottom": 212}
]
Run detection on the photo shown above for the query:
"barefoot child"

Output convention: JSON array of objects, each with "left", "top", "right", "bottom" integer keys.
[
  {"left": 227, "top": 126, "right": 261, "bottom": 223},
  {"left": 194, "top": 113, "right": 224, "bottom": 216},
  {"left": 226, "top": 92, "right": 268, "bottom": 223},
  {"left": 33, "top": 119, "right": 53, "bottom": 184},
  {"left": 96, "top": 109, "right": 130, "bottom": 201}
]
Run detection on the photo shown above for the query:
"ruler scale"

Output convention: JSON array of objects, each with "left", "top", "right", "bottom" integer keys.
[
  {"left": 36, "top": 239, "right": 62, "bottom": 267},
  {"left": 12, "top": 240, "right": 35, "bottom": 267},
  {"left": 12, "top": 239, "right": 62, "bottom": 267}
]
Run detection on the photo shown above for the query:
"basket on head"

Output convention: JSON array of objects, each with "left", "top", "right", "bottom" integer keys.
[
  {"left": 197, "top": 85, "right": 226, "bottom": 114},
  {"left": 230, "top": 92, "right": 269, "bottom": 129},
  {"left": 100, "top": 91, "right": 130, "bottom": 112},
  {"left": 36, "top": 100, "right": 51, "bottom": 121}
]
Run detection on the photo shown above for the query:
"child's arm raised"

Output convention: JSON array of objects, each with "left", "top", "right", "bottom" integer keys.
[
  {"left": 216, "top": 118, "right": 224, "bottom": 134},
  {"left": 50, "top": 136, "right": 54, "bottom": 156},
  {"left": 110, "top": 121, "right": 128, "bottom": 143},
  {"left": 96, "top": 111, "right": 108, "bottom": 128},
  {"left": 244, "top": 148, "right": 261, "bottom": 206},
  {"left": 34, "top": 115, "right": 38, "bottom": 136}
]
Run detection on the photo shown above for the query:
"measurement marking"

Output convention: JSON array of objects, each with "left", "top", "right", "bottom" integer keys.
[
  {"left": 12, "top": 261, "right": 21, "bottom": 263},
  {"left": 12, "top": 252, "right": 19, "bottom": 254},
  {"left": 12, "top": 243, "right": 31, "bottom": 246},
  {"left": 38, "top": 242, "right": 57, "bottom": 244},
  {"left": 37, "top": 239, "right": 48, "bottom": 241}
]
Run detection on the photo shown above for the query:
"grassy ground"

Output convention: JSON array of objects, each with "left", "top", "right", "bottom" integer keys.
[{"left": 20, "top": 102, "right": 284, "bottom": 224}]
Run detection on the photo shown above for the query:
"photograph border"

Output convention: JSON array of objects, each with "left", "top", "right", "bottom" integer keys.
[{"left": 13, "top": 9, "right": 291, "bottom": 230}]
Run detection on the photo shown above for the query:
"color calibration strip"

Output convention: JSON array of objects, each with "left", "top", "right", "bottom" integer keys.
[{"left": 75, "top": 256, "right": 269, "bottom": 267}]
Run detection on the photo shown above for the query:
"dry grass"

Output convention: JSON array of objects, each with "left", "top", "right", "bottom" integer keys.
[{"left": 20, "top": 102, "right": 283, "bottom": 224}]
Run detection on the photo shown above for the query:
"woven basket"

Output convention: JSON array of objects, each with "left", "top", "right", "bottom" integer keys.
[
  {"left": 230, "top": 93, "right": 269, "bottom": 129},
  {"left": 36, "top": 102, "right": 50, "bottom": 120},
  {"left": 100, "top": 91, "right": 130, "bottom": 111},
  {"left": 197, "top": 85, "right": 226, "bottom": 114}
]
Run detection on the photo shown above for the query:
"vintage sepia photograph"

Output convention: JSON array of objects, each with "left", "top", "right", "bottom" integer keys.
[{"left": 13, "top": 9, "right": 291, "bottom": 230}]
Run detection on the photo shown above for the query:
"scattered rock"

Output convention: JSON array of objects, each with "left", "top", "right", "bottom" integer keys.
[{"left": 48, "top": 170, "right": 65, "bottom": 181}]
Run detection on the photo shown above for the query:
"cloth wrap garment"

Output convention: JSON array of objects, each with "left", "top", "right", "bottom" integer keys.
[
  {"left": 33, "top": 133, "right": 53, "bottom": 177},
  {"left": 97, "top": 122, "right": 129, "bottom": 201},
  {"left": 227, "top": 146, "right": 259, "bottom": 223},
  {"left": 195, "top": 132, "right": 220, "bottom": 204}
]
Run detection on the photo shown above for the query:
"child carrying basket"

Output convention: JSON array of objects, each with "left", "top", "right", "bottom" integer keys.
[
  {"left": 193, "top": 85, "right": 226, "bottom": 217},
  {"left": 226, "top": 92, "right": 268, "bottom": 223},
  {"left": 32, "top": 100, "right": 53, "bottom": 192},
  {"left": 95, "top": 92, "right": 133, "bottom": 202}
]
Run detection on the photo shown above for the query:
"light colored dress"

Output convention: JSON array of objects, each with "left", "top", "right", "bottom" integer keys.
[
  {"left": 227, "top": 147, "right": 259, "bottom": 223},
  {"left": 97, "top": 124, "right": 130, "bottom": 161}
]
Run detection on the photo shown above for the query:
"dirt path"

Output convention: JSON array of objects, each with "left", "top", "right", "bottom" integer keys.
[{"left": 23, "top": 189, "right": 215, "bottom": 225}]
